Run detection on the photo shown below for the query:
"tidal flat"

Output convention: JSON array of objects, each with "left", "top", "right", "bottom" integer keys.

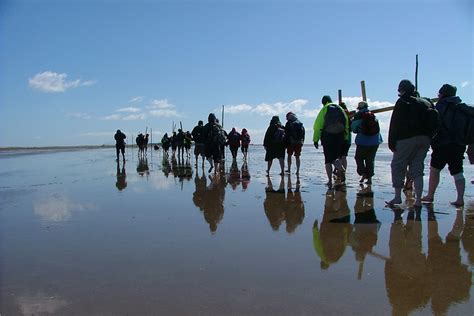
[{"left": 0, "top": 145, "right": 473, "bottom": 315}]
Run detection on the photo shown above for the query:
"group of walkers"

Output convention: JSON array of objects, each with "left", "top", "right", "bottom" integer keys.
[{"left": 114, "top": 79, "right": 473, "bottom": 208}]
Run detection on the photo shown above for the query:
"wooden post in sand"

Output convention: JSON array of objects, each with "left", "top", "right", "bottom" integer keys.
[
  {"left": 338, "top": 89, "right": 342, "bottom": 105},
  {"left": 361, "top": 81, "right": 367, "bottom": 102},
  {"left": 221, "top": 105, "right": 225, "bottom": 128},
  {"left": 415, "top": 54, "right": 419, "bottom": 93}
]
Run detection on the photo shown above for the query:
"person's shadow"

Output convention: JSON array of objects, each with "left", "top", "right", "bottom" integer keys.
[
  {"left": 263, "top": 176, "right": 286, "bottom": 231},
  {"left": 312, "top": 188, "right": 351, "bottom": 270},
  {"left": 136, "top": 156, "right": 149, "bottom": 177},
  {"left": 198, "top": 174, "right": 227, "bottom": 233},
  {"left": 115, "top": 161, "right": 127, "bottom": 191},
  {"left": 285, "top": 176, "right": 305, "bottom": 233}
]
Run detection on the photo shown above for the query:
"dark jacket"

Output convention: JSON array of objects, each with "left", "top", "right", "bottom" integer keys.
[
  {"left": 388, "top": 95, "right": 432, "bottom": 150},
  {"left": 432, "top": 96, "right": 463, "bottom": 147},
  {"left": 191, "top": 125, "right": 205, "bottom": 143}
]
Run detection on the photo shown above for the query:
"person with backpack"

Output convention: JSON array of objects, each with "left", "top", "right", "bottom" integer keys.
[
  {"left": 191, "top": 120, "right": 206, "bottom": 167},
  {"left": 338, "top": 102, "right": 352, "bottom": 172},
  {"left": 422, "top": 84, "right": 467, "bottom": 207},
  {"left": 351, "top": 101, "right": 383, "bottom": 184},
  {"left": 284, "top": 112, "right": 305, "bottom": 175},
  {"left": 114, "top": 129, "right": 127, "bottom": 161},
  {"left": 240, "top": 128, "right": 251, "bottom": 160},
  {"left": 161, "top": 133, "right": 171, "bottom": 156},
  {"left": 203, "top": 113, "right": 225, "bottom": 173},
  {"left": 313, "top": 95, "right": 350, "bottom": 187},
  {"left": 386, "top": 79, "right": 434, "bottom": 208},
  {"left": 263, "top": 116, "right": 286, "bottom": 176},
  {"left": 227, "top": 127, "right": 241, "bottom": 159}
]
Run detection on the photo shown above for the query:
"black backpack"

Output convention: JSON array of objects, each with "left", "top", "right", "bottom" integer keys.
[
  {"left": 443, "top": 102, "right": 474, "bottom": 145},
  {"left": 274, "top": 126, "right": 286, "bottom": 144},
  {"left": 290, "top": 121, "right": 305, "bottom": 144},
  {"left": 361, "top": 111, "right": 380, "bottom": 136},
  {"left": 408, "top": 96, "right": 441, "bottom": 138},
  {"left": 323, "top": 105, "right": 346, "bottom": 134},
  {"left": 209, "top": 123, "right": 227, "bottom": 145}
]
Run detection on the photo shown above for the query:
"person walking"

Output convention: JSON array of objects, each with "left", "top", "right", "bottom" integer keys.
[
  {"left": 263, "top": 116, "right": 286, "bottom": 176},
  {"left": 338, "top": 102, "right": 352, "bottom": 172},
  {"left": 191, "top": 120, "right": 206, "bottom": 167},
  {"left": 386, "top": 79, "right": 433, "bottom": 208},
  {"left": 241, "top": 128, "right": 251, "bottom": 160},
  {"left": 227, "top": 127, "right": 241, "bottom": 159},
  {"left": 203, "top": 113, "right": 225, "bottom": 173},
  {"left": 284, "top": 112, "right": 305, "bottom": 175},
  {"left": 422, "top": 84, "right": 466, "bottom": 207},
  {"left": 351, "top": 101, "right": 383, "bottom": 184},
  {"left": 313, "top": 95, "right": 350, "bottom": 187},
  {"left": 114, "top": 129, "right": 126, "bottom": 161}
]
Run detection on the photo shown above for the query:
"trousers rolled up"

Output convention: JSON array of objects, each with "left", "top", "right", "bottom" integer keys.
[
  {"left": 355, "top": 145, "right": 379, "bottom": 178},
  {"left": 391, "top": 135, "right": 430, "bottom": 188}
]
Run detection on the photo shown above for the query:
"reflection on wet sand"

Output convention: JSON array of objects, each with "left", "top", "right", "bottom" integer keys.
[
  {"left": 227, "top": 159, "right": 252, "bottom": 191},
  {"left": 115, "top": 161, "right": 127, "bottom": 191},
  {"left": 193, "top": 172, "right": 226, "bottom": 233},
  {"left": 264, "top": 176, "right": 305, "bottom": 233},
  {"left": 16, "top": 293, "right": 68, "bottom": 316},
  {"left": 136, "top": 156, "right": 149, "bottom": 177},
  {"left": 386, "top": 205, "right": 471, "bottom": 315},
  {"left": 313, "top": 187, "right": 351, "bottom": 269}
]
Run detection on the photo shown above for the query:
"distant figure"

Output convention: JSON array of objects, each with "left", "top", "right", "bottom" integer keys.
[
  {"left": 240, "top": 128, "right": 251, "bottom": 160},
  {"left": 203, "top": 113, "right": 225, "bottom": 173},
  {"left": 351, "top": 101, "right": 383, "bottom": 184},
  {"left": 171, "top": 131, "right": 178, "bottom": 156},
  {"left": 191, "top": 120, "right": 206, "bottom": 167},
  {"left": 184, "top": 131, "right": 192, "bottom": 157},
  {"left": 136, "top": 156, "right": 149, "bottom": 176},
  {"left": 338, "top": 102, "right": 352, "bottom": 172},
  {"left": 115, "top": 160, "right": 127, "bottom": 191},
  {"left": 386, "top": 80, "right": 432, "bottom": 208},
  {"left": 227, "top": 127, "right": 241, "bottom": 159},
  {"left": 263, "top": 116, "right": 285, "bottom": 176},
  {"left": 284, "top": 112, "right": 305, "bottom": 175},
  {"left": 114, "top": 129, "right": 126, "bottom": 161},
  {"left": 422, "top": 84, "right": 466, "bottom": 207},
  {"left": 313, "top": 95, "right": 349, "bottom": 187},
  {"left": 176, "top": 129, "right": 185, "bottom": 157},
  {"left": 161, "top": 133, "right": 171, "bottom": 156},
  {"left": 136, "top": 133, "right": 147, "bottom": 157}
]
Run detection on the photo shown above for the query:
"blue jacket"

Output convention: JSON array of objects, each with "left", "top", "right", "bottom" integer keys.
[
  {"left": 351, "top": 107, "right": 383, "bottom": 146},
  {"left": 432, "top": 96, "right": 463, "bottom": 147}
]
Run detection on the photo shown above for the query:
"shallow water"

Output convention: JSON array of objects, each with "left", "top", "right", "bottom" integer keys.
[{"left": 0, "top": 145, "right": 473, "bottom": 315}]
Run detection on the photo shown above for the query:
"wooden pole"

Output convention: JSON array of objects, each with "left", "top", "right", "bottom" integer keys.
[
  {"left": 415, "top": 54, "right": 419, "bottom": 93},
  {"left": 221, "top": 105, "right": 225, "bottom": 128},
  {"left": 338, "top": 89, "right": 342, "bottom": 105},
  {"left": 361, "top": 81, "right": 367, "bottom": 102}
]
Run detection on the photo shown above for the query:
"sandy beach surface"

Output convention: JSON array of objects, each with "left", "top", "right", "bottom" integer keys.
[{"left": 1, "top": 145, "right": 473, "bottom": 315}]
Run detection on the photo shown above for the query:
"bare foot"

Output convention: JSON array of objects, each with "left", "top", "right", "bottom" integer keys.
[
  {"left": 385, "top": 198, "right": 402, "bottom": 207},
  {"left": 450, "top": 201, "right": 464, "bottom": 207},
  {"left": 421, "top": 196, "right": 434, "bottom": 203}
]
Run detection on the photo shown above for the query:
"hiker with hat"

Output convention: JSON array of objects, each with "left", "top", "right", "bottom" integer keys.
[
  {"left": 386, "top": 79, "right": 432, "bottom": 208},
  {"left": 284, "top": 112, "right": 305, "bottom": 175},
  {"left": 422, "top": 84, "right": 466, "bottom": 207},
  {"left": 313, "top": 95, "right": 350, "bottom": 187},
  {"left": 114, "top": 129, "right": 126, "bottom": 161},
  {"left": 351, "top": 101, "right": 383, "bottom": 184}
]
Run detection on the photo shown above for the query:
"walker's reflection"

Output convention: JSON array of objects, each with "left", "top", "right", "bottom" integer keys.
[
  {"left": 136, "top": 156, "right": 149, "bottom": 177},
  {"left": 312, "top": 188, "right": 351, "bottom": 269},
  {"left": 385, "top": 205, "right": 471, "bottom": 315},
  {"left": 226, "top": 159, "right": 252, "bottom": 191},
  {"left": 263, "top": 176, "right": 305, "bottom": 233},
  {"left": 193, "top": 172, "right": 226, "bottom": 233},
  {"left": 162, "top": 155, "right": 193, "bottom": 185},
  {"left": 115, "top": 160, "right": 127, "bottom": 191}
]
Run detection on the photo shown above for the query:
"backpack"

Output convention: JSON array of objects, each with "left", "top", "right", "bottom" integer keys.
[
  {"left": 323, "top": 105, "right": 346, "bottom": 134},
  {"left": 274, "top": 126, "right": 286, "bottom": 144},
  {"left": 210, "top": 123, "right": 227, "bottom": 145},
  {"left": 290, "top": 121, "right": 305, "bottom": 144},
  {"left": 360, "top": 111, "right": 380, "bottom": 136},
  {"left": 241, "top": 134, "right": 250, "bottom": 146},
  {"left": 443, "top": 102, "right": 474, "bottom": 145},
  {"left": 423, "top": 99, "right": 441, "bottom": 138},
  {"left": 407, "top": 97, "right": 441, "bottom": 138}
]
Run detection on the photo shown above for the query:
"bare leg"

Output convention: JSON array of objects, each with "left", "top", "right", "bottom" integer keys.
[
  {"left": 278, "top": 158, "right": 284, "bottom": 175},
  {"left": 325, "top": 163, "right": 332, "bottom": 186},
  {"left": 295, "top": 156, "right": 301, "bottom": 175},
  {"left": 422, "top": 167, "right": 440, "bottom": 202},
  {"left": 451, "top": 173, "right": 465, "bottom": 206},
  {"left": 286, "top": 156, "right": 291, "bottom": 173},
  {"left": 266, "top": 160, "right": 272, "bottom": 175}
]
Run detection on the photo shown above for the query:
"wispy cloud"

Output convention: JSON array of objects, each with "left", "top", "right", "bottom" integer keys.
[
  {"left": 129, "top": 96, "right": 144, "bottom": 102},
  {"left": 222, "top": 99, "right": 311, "bottom": 117},
  {"left": 341, "top": 96, "right": 395, "bottom": 110},
  {"left": 149, "top": 109, "right": 180, "bottom": 118},
  {"left": 148, "top": 99, "right": 175, "bottom": 109},
  {"left": 102, "top": 114, "right": 122, "bottom": 120},
  {"left": 123, "top": 114, "right": 146, "bottom": 120},
  {"left": 147, "top": 99, "right": 181, "bottom": 117},
  {"left": 461, "top": 81, "right": 470, "bottom": 88},
  {"left": 28, "top": 71, "right": 96, "bottom": 93},
  {"left": 66, "top": 112, "right": 91, "bottom": 119},
  {"left": 117, "top": 107, "right": 141, "bottom": 113}
]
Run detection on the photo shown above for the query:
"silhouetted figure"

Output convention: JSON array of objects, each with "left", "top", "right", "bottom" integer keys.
[
  {"left": 161, "top": 133, "right": 171, "bottom": 156},
  {"left": 115, "top": 161, "right": 127, "bottom": 191},
  {"left": 203, "top": 113, "right": 225, "bottom": 174},
  {"left": 171, "top": 131, "right": 178, "bottom": 157},
  {"left": 227, "top": 127, "right": 241, "bottom": 159},
  {"left": 284, "top": 112, "right": 305, "bottom": 175},
  {"left": 176, "top": 129, "right": 185, "bottom": 157},
  {"left": 264, "top": 116, "right": 285, "bottom": 176},
  {"left": 114, "top": 129, "right": 126, "bottom": 161},
  {"left": 136, "top": 133, "right": 148, "bottom": 158},
  {"left": 191, "top": 120, "right": 206, "bottom": 167},
  {"left": 184, "top": 131, "right": 192, "bottom": 158},
  {"left": 241, "top": 161, "right": 251, "bottom": 191},
  {"left": 240, "top": 128, "right": 251, "bottom": 161},
  {"left": 313, "top": 188, "right": 351, "bottom": 270}
]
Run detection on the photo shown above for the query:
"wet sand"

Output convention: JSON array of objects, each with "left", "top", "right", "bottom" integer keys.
[{"left": 0, "top": 145, "right": 473, "bottom": 315}]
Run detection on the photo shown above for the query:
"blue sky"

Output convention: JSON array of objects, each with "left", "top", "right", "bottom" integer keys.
[{"left": 0, "top": 0, "right": 472, "bottom": 146}]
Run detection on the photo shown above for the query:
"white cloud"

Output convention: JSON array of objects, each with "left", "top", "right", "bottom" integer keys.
[
  {"left": 66, "top": 112, "right": 91, "bottom": 119},
  {"left": 117, "top": 107, "right": 141, "bottom": 113},
  {"left": 123, "top": 113, "right": 147, "bottom": 120},
  {"left": 80, "top": 132, "right": 114, "bottom": 137},
  {"left": 461, "top": 81, "right": 470, "bottom": 88},
  {"left": 28, "top": 71, "right": 95, "bottom": 93},
  {"left": 253, "top": 99, "right": 309, "bottom": 116},
  {"left": 149, "top": 109, "right": 180, "bottom": 117},
  {"left": 130, "top": 96, "right": 144, "bottom": 102},
  {"left": 149, "top": 99, "right": 175, "bottom": 109},
  {"left": 102, "top": 114, "right": 122, "bottom": 120},
  {"left": 225, "top": 104, "right": 253, "bottom": 114},
  {"left": 341, "top": 96, "right": 394, "bottom": 110}
]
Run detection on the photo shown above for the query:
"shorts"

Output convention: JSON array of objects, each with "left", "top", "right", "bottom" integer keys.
[
  {"left": 241, "top": 145, "right": 249, "bottom": 153},
  {"left": 321, "top": 132, "right": 344, "bottom": 164},
  {"left": 340, "top": 143, "right": 351, "bottom": 157},
  {"left": 287, "top": 143, "right": 302, "bottom": 157},
  {"left": 194, "top": 143, "right": 205, "bottom": 156},
  {"left": 116, "top": 144, "right": 125, "bottom": 154},
  {"left": 430, "top": 143, "right": 466, "bottom": 175}
]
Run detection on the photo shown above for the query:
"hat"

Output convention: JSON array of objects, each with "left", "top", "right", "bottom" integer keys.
[
  {"left": 208, "top": 113, "right": 216, "bottom": 123},
  {"left": 357, "top": 101, "right": 368, "bottom": 109},
  {"left": 270, "top": 116, "right": 280, "bottom": 124},
  {"left": 438, "top": 84, "right": 457, "bottom": 98},
  {"left": 321, "top": 95, "right": 332, "bottom": 105},
  {"left": 398, "top": 79, "right": 415, "bottom": 95},
  {"left": 286, "top": 112, "right": 297, "bottom": 121}
]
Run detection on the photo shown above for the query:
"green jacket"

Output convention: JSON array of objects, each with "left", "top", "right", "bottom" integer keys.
[{"left": 312, "top": 103, "right": 350, "bottom": 143}]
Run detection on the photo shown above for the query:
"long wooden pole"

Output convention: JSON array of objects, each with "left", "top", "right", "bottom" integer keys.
[
  {"left": 221, "top": 105, "right": 225, "bottom": 128},
  {"left": 338, "top": 89, "right": 342, "bottom": 105},
  {"left": 415, "top": 54, "right": 419, "bottom": 93},
  {"left": 361, "top": 81, "right": 367, "bottom": 102}
]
